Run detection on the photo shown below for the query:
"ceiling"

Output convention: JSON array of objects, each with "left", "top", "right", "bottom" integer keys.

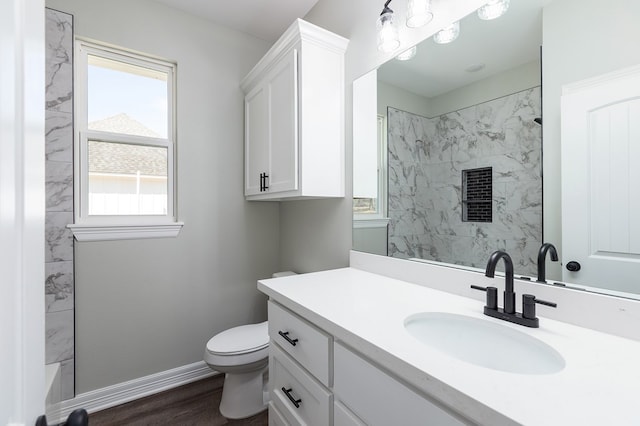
[
  {"left": 152, "top": 0, "right": 321, "bottom": 42},
  {"left": 377, "top": 0, "right": 547, "bottom": 99}
]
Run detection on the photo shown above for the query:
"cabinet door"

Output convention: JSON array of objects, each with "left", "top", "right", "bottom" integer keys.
[
  {"left": 268, "top": 402, "right": 290, "bottom": 426},
  {"left": 245, "top": 84, "right": 269, "bottom": 196},
  {"left": 267, "top": 48, "right": 298, "bottom": 194},
  {"left": 334, "top": 401, "right": 366, "bottom": 426},
  {"left": 334, "top": 342, "right": 468, "bottom": 426}
]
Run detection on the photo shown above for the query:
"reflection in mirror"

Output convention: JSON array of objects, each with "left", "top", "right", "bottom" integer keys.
[
  {"left": 355, "top": 0, "right": 543, "bottom": 275},
  {"left": 385, "top": 85, "right": 541, "bottom": 276},
  {"left": 352, "top": 0, "right": 640, "bottom": 298}
]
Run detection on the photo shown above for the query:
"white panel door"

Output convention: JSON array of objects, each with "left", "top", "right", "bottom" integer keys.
[
  {"left": 352, "top": 69, "right": 378, "bottom": 199},
  {"left": 561, "top": 66, "right": 640, "bottom": 293},
  {"left": 267, "top": 48, "right": 298, "bottom": 194},
  {"left": 245, "top": 84, "right": 269, "bottom": 196},
  {"left": 0, "top": 0, "right": 45, "bottom": 423}
]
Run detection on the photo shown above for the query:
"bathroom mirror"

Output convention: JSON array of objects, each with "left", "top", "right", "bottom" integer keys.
[{"left": 352, "top": 0, "right": 640, "bottom": 298}]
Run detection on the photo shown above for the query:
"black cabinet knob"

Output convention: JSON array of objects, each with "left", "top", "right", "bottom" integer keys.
[{"left": 566, "top": 261, "right": 581, "bottom": 272}]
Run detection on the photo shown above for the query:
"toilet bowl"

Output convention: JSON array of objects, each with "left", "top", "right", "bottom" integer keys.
[
  {"left": 204, "top": 271, "right": 296, "bottom": 419},
  {"left": 204, "top": 321, "right": 269, "bottom": 419}
]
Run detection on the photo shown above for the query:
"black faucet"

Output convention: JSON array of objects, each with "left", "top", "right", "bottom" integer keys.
[
  {"left": 471, "top": 250, "right": 557, "bottom": 328},
  {"left": 536, "top": 243, "right": 558, "bottom": 283},
  {"left": 485, "top": 250, "right": 516, "bottom": 314}
]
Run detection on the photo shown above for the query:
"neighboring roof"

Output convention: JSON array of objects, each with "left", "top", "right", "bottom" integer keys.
[
  {"left": 89, "top": 113, "right": 160, "bottom": 138},
  {"left": 88, "top": 114, "right": 166, "bottom": 177},
  {"left": 88, "top": 141, "right": 167, "bottom": 176}
]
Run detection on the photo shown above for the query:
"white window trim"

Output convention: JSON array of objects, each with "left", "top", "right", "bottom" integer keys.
[
  {"left": 68, "top": 223, "right": 184, "bottom": 242},
  {"left": 353, "top": 218, "right": 390, "bottom": 229},
  {"left": 71, "top": 39, "right": 182, "bottom": 241}
]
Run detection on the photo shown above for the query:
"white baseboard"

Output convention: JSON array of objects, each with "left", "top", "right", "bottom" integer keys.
[{"left": 47, "top": 361, "right": 217, "bottom": 424}]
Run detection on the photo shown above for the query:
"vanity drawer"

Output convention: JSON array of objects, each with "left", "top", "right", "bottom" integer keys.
[
  {"left": 270, "top": 342, "right": 332, "bottom": 426},
  {"left": 268, "top": 300, "right": 331, "bottom": 386},
  {"left": 269, "top": 401, "right": 289, "bottom": 426},
  {"left": 334, "top": 342, "right": 468, "bottom": 426}
]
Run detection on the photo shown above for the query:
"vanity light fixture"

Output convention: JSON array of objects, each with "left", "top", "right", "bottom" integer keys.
[
  {"left": 433, "top": 21, "right": 460, "bottom": 44},
  {"left": 396, "top": 45, "right": 417, "bottom": 61},
  {"left": 477, "top": 0, "right": 510, "bottom": 20},
  {"left": 406, "top": 0, "right": 434, "bottom": 28},
  {"left": 377, "top": 0, "right": 401, "bottom": 53}
]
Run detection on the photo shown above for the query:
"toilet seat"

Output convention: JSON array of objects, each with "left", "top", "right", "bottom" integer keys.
[
  {"left": 207, "top": 321, "right": 268, "bottom": 355},
  {"left": 204, "top": 321, "right": 269, "bottom": 368}
]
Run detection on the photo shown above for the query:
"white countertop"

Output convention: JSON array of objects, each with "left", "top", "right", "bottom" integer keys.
[{"left": 258, "top": 267, "right": 640, "bottom": 426}]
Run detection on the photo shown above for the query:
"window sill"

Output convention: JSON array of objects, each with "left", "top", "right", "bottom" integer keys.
[
  {"left": 353, "top": 218, "right": 390, "bottom": 229},
  {"left": 68, "top": 222, "right": 184, "bottom": 242}
]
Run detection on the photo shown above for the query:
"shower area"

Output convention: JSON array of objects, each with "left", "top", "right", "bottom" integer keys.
[{"left": 386, "top": 87, "right": 542, "bottom": 276}]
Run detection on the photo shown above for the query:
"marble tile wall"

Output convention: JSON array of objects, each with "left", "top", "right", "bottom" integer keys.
[
  {"left": 45, "top": 7, "right": 75, "bottom": 401},
  {"left": 387, "top": 87, "right": 542, "bottom": 276}
]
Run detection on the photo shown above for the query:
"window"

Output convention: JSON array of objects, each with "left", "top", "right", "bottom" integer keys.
[{"left": 70, "top": 40, "right": 182, "bottom": 241}]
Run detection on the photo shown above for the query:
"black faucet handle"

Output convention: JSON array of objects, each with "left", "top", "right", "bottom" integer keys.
[
  {"left": 523, "top": 294, "right": 557, "bottom": 320},
  {"left": 534, "top": 298, "right": 557, "bottom": 308},
  {"left": 470, "top": 285, "right": 498, "bottom": 310}
]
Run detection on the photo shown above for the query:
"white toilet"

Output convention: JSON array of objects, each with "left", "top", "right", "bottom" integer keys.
[
  {"left": 204, "top": 321, "right": 269, "bottom": 419},
  {"left": 203, "top": 271, "right": 296, "bottom": 419}
]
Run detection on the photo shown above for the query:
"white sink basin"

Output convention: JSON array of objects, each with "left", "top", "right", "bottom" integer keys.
[{"left": 404, "top": 312, "right": 565, "bottom": 375}]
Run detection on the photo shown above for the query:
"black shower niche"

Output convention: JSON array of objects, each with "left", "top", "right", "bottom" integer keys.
[{"left": 462, "top": 167, "right": 492, "bottom": 223}]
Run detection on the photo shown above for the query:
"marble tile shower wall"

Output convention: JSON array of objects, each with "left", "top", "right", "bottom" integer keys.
[
  {"left": 387, "top": 87, "right": 542, "bottom": 276},
  {"left": 45, "top": 8, "right": 75, "bottom": 400}
]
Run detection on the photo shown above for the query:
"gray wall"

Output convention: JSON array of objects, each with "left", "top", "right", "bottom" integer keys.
[
  {"left": 46, "top": 0, "right": 279, "bottom": 394},
  {"left": 428, "top": 60, "right": 540, "bottom": 117},
  {"left": 378, "top": 60, "right": 540, "bottom": 120},
  {"left": 352, "top": 225, "right": 387, "bottom": 256},
  {"left": 377, "top": 81, "right": 430, "bottom": 118},
  {"left": 542, "top": 0, "right": 640, "bottom": 280}
]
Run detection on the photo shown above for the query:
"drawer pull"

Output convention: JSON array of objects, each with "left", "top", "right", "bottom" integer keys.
[
  {"left": 278, "top": 330, "right": 299, "bottom": 346},
  {"left": 281, "top": 387, "right": 302, "bottom": 408}
]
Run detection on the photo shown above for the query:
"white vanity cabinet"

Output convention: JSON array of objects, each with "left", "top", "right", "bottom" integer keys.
[
  {"left": 266, "top": 300, "right": 469, "bottom": 425},
  {"left": 241, "top": 19, "right": 348, "bottom": 201}
]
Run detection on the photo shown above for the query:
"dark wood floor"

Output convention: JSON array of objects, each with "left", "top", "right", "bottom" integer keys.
[{"left": 89, "top": 374, "right": 269, "bottom": 425}]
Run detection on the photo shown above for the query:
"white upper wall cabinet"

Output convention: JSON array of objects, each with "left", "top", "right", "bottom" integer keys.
[{"left": 241, "top": 19, "right": 349, "bottom": 201}]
